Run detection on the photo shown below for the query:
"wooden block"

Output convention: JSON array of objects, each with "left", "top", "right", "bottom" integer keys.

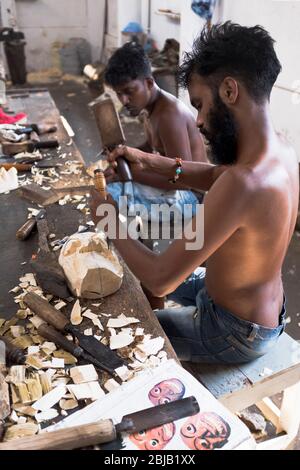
[
  {"left": 39, "top": 372, "right": 52, "bottom": 395},
  {"left": 19, "top": 183, "right": 61, "bottom": 206},
  {"left": 67, "top": 382, "right": 105, "bottom": 401},
  {"left": 0, "top": 371, "right": 10, "bottom": 421},
  {"left": 8, "top": 366, "right": 26, "bottom": 384},
  {"left": 15, "top": 383, "right": 31, "bottom": 405},
  {"left": 70, "top": 365, "right": 98, "bottom": 384},
  {"left": 26, "top": 375, "right": 43, "bottom": 402}
]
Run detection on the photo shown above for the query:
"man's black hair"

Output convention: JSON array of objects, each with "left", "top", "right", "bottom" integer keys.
[
  {"left": 178, "top": 21, "right": 282, "bottom": 103},
  {"left": 105, "top": 42, "right": 152, "bottom": 88}
]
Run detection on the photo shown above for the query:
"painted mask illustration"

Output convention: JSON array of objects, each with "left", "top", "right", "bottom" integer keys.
[
  {"left": 148, "top": 378, "right": 185, "bottom": 406},
  {"left": 180, "top": 412, "right": 231, "bottom": 450},
  {"left": 129, "top": 422, "right": 176, "bottom": 450}
]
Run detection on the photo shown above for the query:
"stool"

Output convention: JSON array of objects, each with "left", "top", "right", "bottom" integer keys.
[{"left": 183, "top": 333, "right": 300, "bottom": 450}]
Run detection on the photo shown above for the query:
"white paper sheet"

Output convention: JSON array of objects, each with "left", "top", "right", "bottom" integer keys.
[{"left": 48, "top": 360, "right": 255, "bottom": 451}]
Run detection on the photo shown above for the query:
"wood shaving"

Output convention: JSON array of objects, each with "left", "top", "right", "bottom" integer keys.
[
  {"left": 107, "top": 314, "right": 140, "bottom": 329},
  {"left": 70, "top": 300, "right": 82, "bottom": 326}
]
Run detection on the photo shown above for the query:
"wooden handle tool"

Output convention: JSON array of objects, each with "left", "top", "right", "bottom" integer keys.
[
  {"left": 37, "top": 324, "right": 84, "bottom": 357},
  {"left": 24, "top": 292, "right": 69, "bottom": 332},
  {"left": 16, "top": 218, "right": 37, "bottom": 240},
  {"left": 0, "top": 420, "right": 116, "bottom": 450},
  {"left": 0, "top": 336, "right": 26, "bottom": 365},
  {"left": 16, "top": 209, "right": 46, "bottom": 241},
  {"left": 94, "top": 169, "right": 107, "bottom": 199},
  {"left": 0, "top": 162, "right": 32, "bottom": 171},
  {"left": 0, "top": 396, "right": 199, "bottom": 450}
]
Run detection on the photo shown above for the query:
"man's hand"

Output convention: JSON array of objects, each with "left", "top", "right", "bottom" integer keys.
[
  {"left": 104, "top": 165, "right": 120, "bottom": 184},
  {"left": 108, "top": 145, "right": 147, "bottom": 172},
  {"left": 90, "top": 188, "right": 118, "bottom": 228}
]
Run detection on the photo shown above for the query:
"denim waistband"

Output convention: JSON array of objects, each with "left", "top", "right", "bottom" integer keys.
[{"left": 196, "top": 287, "right": 286, "bottom": 340}]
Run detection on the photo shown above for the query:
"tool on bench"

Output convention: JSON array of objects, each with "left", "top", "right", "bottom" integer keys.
[
  {"left": 0, "top": 396, "right": 199, "bottom": 450},
  {"left": 0, "top": 159, "right": 60, "bottom": 172},
  {"left": 2, "top": 139, "right": 59, "bottom": 156},
  {"left": 0, "top": 336, "right": 26, "bottom": 365},
  {"left": 14, "top": 123, "right": 58, "bottom": 136},
  {"left": 16, "top": 208, "right": 46, "bottom": 241},
  {"left": 90, "top": 98, "right": 133, "bottom": 182},
  {"left": 37, "top": 323, "right": 115, "bottom": 374},
  {"left": 24, "top": 292, "right": 125, "bottom": 375}
]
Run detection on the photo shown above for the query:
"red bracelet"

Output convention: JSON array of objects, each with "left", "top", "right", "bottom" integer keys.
[{"left": 169, "top": 158, "right": 183, "bottom": 184}]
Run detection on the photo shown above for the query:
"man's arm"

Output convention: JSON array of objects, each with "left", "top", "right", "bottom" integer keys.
[
  {"left": 109, "top": 146, "right": 226, "bottom": 192},
  {"left": 132, "top": 114, "right": 196, "bottom": 190},
  {"left": 97, "top": 169, "right": 249, "bottom": 296}
]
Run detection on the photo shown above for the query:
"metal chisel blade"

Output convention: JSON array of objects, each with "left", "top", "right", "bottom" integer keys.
[{"left": 69, "top": 328, "right": 125, "bottom": 372}]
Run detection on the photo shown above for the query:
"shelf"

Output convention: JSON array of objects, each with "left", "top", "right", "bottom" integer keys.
[{"left": 155, "top": 9, "right": 181, "bottom": 22}]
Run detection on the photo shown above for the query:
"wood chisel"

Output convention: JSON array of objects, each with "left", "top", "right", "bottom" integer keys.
[
  {"left": 0, "top": 336, "right": 26, "bottom": 365},
  {"left": 37, "top": 323, "right": 117, "bottom": 375},
  {"left": 0, "top": 396, "right": 199, "bottom": 450},
  {"left": 24, "top": 292, "right": 125, "bottom": 374},
  {"left": 16, "top": 208, "right": 46, "bottom": 241},
  {"left": 2, "top": 139, "right": 59, "bottom": 156}
]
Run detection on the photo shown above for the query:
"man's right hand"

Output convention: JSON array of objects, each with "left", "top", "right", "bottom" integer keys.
[
  {"left": 104, "top": 165, "right": 120, "bottom": 184},
  {"left": 108, "top": 146, "right": 146, "bottom": 172}
]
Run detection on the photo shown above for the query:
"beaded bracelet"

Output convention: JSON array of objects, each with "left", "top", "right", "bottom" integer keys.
[{"left": 169, "top": 157, "right": 183, "bottom": 184}]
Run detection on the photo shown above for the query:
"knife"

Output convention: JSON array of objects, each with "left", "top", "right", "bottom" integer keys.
[
  {"left": 0, "top": 397, "right": 199, "bottom": 450},
  {"left": 24, "top": 292, "right": 125, "bottom": 374},
  {"left": 37, "top": 323, "right": 119, "bottom": 376},
  {"left": 16, "top": 209, "right": 46, "bottom": 241}
]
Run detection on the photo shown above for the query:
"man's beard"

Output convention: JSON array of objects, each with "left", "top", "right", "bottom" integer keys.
[{"left": 200, "top": 94, "right": 238, "bottom": 166}]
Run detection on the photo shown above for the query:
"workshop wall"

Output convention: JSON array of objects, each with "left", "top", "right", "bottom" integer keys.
[
  {"left": 178, "top": 0, "right": 300, "bottom": 160},
  {"left": 14, "top": 0, "right": 106, "bottom": 71},
  {"left": 221, "top": 0, "right": 300, "bottom": 160}
]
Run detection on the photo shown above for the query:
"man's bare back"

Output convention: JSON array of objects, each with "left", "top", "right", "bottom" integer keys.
[{"left": 206, "top": 138, "right": 299, "bottom": 327}]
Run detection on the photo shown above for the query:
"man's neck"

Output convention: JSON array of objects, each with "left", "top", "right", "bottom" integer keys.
[
  {"left": 236, "top": 103, "right": 278, "bottom": 164},
  {"left": 146, "top": 85, "right": 161, "bottom": 116}
]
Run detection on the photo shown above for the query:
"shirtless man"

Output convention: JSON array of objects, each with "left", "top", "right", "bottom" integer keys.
[
  {"left": 104, "top": 42, "right": 207, "bottom": 191},
  {"left": 91, "top": 22, "right": 299, "bottom": 363}
]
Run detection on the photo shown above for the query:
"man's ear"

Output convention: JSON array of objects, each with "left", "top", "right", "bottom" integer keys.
[
  {"left": 219, "top": 77, "right": 239, "bottom": 105},
  {"left": 145, "top": 77, "right": 154, "bottom": 90}
]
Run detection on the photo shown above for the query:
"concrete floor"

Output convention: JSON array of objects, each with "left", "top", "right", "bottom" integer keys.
[{"left": 8, "top": 78, "right": 300, "bottom": 448}]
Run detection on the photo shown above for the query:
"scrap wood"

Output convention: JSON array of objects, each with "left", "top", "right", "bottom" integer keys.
[
  {"left": 3, "top": 423, "right": 39, "bottom": 442},
  {"left": 32, "top": 385, "right": 66, "bottom": 412},
  {"left": 70, "top": 365, "right": 98, "bottom": 384},
  {"left": 67, "top": 382, "right": 105, "bottom": 401}
]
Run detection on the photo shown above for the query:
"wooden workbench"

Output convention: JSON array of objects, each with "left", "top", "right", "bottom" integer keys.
[{"left": 0, "top": 88, "right": 177, "bottom": 363}]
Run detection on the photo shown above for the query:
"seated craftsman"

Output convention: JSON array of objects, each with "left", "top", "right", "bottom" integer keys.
[
  {"left": 91, "top": 22, "right": 299, "bottom": 364},
  {"left": 104, "top": 42, "right": 207, "bottom": 208}
]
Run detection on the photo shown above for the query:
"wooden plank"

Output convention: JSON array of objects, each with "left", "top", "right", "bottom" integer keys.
[
  {"left": 239, "top": 333, "right": 300, "bottom": 384},
  {"left": 182, "top": 362, "right": 251, "bottom": 399},
  {"left": 184, "top": 334, "right": 300, "bottom": 413},
  {"left": 219, "top": 365, "right": 300, "bottom": 413}
]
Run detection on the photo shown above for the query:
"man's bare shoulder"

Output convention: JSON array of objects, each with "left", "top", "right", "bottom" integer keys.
[
  {"left": 158, "top": 92, "right": 193, "bottom": 122},
  {"left": 210, "top": 165, "right": 256, "bottom": 194}
]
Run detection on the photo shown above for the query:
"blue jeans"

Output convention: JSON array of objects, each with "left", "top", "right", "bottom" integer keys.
[
  {"left": 107, "top": 181, "right": 200, "bottom": 221},
  {"left": 156, "top": 268, "right": 286, "bottom": 364}
]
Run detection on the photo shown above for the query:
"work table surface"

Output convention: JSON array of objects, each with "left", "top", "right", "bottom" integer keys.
[{"left": 0, "top": 88, "right": 177, "bottom": 363}]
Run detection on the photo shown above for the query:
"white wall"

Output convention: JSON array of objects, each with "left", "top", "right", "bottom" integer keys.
[
  {"left": 148, "top": 0, "right": 181, "bottom": 50},
  {"left": 13, "top": 0, "right": 105, "bottom": 72},
  {"left": 220, "top": 0, "right": 300, "bottom": 158}
]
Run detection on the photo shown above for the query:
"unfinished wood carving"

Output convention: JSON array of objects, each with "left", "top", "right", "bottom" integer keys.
[{"left": 59, "top": 232, "right": 123, "bottom": 299}]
